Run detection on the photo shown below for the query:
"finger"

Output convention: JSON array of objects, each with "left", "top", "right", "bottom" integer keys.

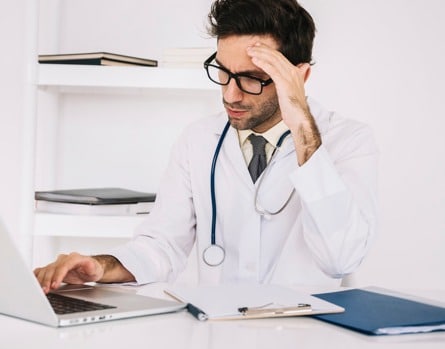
[
  {"left": 34, "top": 266, "right": 54, "bottom": 294},
  {"left": 247, "top": 42, "right": 309, "bottom": 80},
  {"left": 34, "top": 254, "right": 71, "bottom": 292},
  {"left": 246, "top": 44, "right": 291, "bottom": 75},
  {"left": 249, "top": 45, "right": 308, "bottom": 89},
  {"left": 49, "top": 263, "right": 71, "bottom": 289},
  {"left": 53, "top": 253, "right": 101, "bottom": 284}
]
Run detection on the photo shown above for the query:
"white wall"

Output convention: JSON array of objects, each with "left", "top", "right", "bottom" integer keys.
[
  {"left": 302, "top": 0, "right": 445, "bottom": 290},
  {"left": 38, "top": 0, "right": 214, "bottom": 61},
  {"left": 2, "top": 1, "right": 443, "bottom": 290},
  {"left": 0, "top": 0, "right": 37, "bottom": 256},
  {"left": 0, "top": 2, "right": 25, "bottom": 232}
]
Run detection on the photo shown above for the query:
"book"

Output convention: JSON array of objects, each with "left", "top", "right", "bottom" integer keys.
[
  {"left": 38, "top": 52, "right": 158, "bottom": 67},
  {"left": 35, "top": 187, "right": 156, "bottom": 216},
  {"left": 35, "top": 187, "right": 156, "bottom": 204},
  {"left": 312, "top": 288, "right": 445, "bottom": 335},
  {"left": 164, "top": 284, "right": 344, "bottom": 321}
]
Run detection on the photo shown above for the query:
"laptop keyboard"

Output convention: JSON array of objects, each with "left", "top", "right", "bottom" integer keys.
[{"left": 47, "top": 292, "right": 116, "bottom": 315}]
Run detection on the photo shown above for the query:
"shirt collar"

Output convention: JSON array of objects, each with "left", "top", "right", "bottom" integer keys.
[{"left": 238, "top": 120, "right": 289, "bottom": 146}]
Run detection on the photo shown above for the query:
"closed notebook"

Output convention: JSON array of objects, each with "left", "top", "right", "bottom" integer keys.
[
  {"left": 35, "top": 187, "right": 156, "bottom": 205},
  {"left": 312, "top": 288, "right": 445, "bottom": 335}
]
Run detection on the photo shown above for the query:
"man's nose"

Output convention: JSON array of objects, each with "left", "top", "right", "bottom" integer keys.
[{"left": 222, "top": 78, "right": 244, "bottom": 104}]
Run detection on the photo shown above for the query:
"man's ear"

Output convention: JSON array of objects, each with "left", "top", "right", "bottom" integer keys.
[{"left": 297, "top": 63, "right": 311, "bottom": 82}]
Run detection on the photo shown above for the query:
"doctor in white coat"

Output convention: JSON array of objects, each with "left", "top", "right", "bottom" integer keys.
[{"left": 34, "top": 0, "right": 378, "bottom": 292}]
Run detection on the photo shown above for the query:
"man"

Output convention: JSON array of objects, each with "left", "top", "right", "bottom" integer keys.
[{"left": 34, "top": 0, "right": 378, "bottom": 293}]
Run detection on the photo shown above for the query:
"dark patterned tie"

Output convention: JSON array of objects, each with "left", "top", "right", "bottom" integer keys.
[{"left": 248, "top": 134, "right": 267, "bottom": 183}]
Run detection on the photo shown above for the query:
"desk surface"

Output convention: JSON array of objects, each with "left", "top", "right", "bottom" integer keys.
[{"left": 1, "top": 285, "right": 444, "bottom": 349}]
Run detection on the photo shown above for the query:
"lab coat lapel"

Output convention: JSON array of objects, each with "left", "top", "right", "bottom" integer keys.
[
  {"left": 212, "top": 118, "right": 254, "bottom": 189},
  {"left": 225, "top": 127, "right": 254, "bottom": 188}
]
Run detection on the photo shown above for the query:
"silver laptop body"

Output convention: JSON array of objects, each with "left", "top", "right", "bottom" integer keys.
[{"left": 0, "top": 219, "right": 185, "bottom": 327}]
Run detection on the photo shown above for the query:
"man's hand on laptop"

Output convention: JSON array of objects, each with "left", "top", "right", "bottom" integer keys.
[{"left": 34, "top": 253, "right": 135, "bottom": 294}]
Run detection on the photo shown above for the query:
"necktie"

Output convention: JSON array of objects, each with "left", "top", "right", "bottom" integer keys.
[{"left": 248, "top": 134, "right": 267, "bottom": 183}]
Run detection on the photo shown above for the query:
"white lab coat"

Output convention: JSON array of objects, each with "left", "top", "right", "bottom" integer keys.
[{"left": 112, "top": 98, "right": 378, "bottom": 287}]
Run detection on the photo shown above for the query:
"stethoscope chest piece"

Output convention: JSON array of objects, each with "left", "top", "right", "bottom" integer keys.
[{"left": 203, "top": 244, "right": 225, "bottom": 266}]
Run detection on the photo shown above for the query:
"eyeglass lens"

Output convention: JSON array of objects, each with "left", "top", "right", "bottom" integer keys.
[{"left": 206, "top": 65, "right": 264, "bottom": 95}]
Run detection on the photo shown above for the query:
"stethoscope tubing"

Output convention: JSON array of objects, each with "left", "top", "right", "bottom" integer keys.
[
  {"left": 210, "top": 121, "right": 231, "bottom": 245},
  {"left": 253, "top": 129, "right": 294, "bottom": 216}
]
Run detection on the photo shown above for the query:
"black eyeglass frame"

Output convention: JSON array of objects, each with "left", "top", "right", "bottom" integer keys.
[{"left": 204, "top": 52, "right": 273, "bottom": 95}]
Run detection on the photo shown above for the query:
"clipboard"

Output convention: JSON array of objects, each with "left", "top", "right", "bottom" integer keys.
[{"left": 165, "top": 284, "right": 344, "bottom": 321}]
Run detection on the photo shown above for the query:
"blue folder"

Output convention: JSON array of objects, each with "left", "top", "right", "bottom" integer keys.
[{"left": 312, "top": 288, "right": 445, "bottom": 335}]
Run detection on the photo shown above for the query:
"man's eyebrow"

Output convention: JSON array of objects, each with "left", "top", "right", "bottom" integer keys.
[{"left": 214, "top": 58, "right": 266, "bottom": 77}]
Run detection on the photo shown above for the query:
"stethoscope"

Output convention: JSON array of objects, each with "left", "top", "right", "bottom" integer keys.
[{"left": 202, "top": 121, "right": 295, "bottom": 266}]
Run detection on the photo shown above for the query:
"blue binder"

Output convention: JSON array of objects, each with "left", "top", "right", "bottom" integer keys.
[{"left": 312, "top": 288, "right": 445, "bottom": 335}]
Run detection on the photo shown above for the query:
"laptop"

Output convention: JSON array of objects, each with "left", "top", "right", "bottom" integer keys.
[{"left": 0, "top": 219, "right": 186, "bottom": 327}]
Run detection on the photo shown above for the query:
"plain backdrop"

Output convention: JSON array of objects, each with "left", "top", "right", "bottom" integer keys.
[{"left": 0, "top": 0, "right": 444, "bottom": 290}]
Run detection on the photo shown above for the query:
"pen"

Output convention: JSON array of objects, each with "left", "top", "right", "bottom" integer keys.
[
  {"left": 238, "top": 303, "right": 312, "bottom": 316},
  {"left": 186, "top": 303, "right": 208, "bottom": 321}
]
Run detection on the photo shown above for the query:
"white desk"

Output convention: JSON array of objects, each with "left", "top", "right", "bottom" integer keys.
[{"left": 1, "top": 285, "right": 444, "bottom": 349}]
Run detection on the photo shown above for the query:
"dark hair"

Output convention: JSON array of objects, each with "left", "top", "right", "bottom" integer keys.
[{"left": 207, "top": 0, "right": 316, "bottom": 65}]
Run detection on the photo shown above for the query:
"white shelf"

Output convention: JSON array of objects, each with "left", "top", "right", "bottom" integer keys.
[
  {"left": 33, "top": 64, "right": 220, "bottom": 239},
  {"left": 37, "top": 64, "right": 219, "bottom": 91},
  {"left": 34, "top": 212, "right": 146, "bottom": 238}
]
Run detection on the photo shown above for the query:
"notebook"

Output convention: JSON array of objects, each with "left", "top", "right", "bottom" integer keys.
[{"left": 0, "top": 218, "right": 185, "bottom": 327}]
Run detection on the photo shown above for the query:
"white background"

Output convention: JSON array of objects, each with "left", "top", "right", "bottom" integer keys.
[{"left": 0, "top": 0, "right": 444, "bottom": 290}]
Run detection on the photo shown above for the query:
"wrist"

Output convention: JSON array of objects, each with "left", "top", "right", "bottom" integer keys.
[
  {"left": 92, "top": 254, "right": 135, "bottom": 283},
  {"left": 92, "top": 255, "right": 118, "bottom": 282}
]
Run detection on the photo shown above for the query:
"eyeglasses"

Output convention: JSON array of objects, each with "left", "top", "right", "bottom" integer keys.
[{"left": 204, "top": 52, "right": 273, "bottom": 95}]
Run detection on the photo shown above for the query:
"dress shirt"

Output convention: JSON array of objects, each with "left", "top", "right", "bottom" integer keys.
[{"left": 238, "top": 121, "right": 290, "bottom": 165}]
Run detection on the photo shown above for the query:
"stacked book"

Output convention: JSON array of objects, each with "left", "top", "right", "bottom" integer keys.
[
  {"left": 35, "top": 187, "right": 156, "bottom": 216},
  {"left": 161, "top": 47, "right": 214, "bottom": 68}
]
